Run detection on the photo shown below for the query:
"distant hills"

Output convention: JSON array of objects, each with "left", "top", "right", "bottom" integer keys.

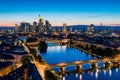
[
  {"left": 0, "top": 25, "right": 120, "bottom": 31},
  {"left": 53, "top": 25, "right": 120, "bottom": 31},
  {"left": 0, "top": 26, "right": 14, "bottom": 30}
]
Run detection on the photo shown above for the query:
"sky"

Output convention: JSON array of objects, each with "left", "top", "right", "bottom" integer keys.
[{"left": 0, "top": 0, "right": 120, "bottom": 26}]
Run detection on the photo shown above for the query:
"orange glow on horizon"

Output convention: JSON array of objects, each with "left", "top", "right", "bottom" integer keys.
[
  {"left": 0, "top": 22, "right": 15, "bottom": 27},
  {"left": 0, "top": 21, "right": 120, "bottom": 27}
]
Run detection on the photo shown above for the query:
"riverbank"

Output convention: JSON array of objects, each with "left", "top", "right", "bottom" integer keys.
[
  {"left": 23, "top": 43, "right": 60, "bottom": 80},
  {"left": 67, "top": 44, "right": 104, "bottom": 59},
  {"left": 68, "top": 39, "right": 120, "bottom": 58}
]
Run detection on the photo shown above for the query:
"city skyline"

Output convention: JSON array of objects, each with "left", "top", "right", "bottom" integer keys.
[{"left": 0, "top": 0, "right": 120, "bottom": 26}]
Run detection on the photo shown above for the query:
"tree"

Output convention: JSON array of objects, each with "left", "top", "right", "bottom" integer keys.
[
  {"left": 26, "top": 37, "right": 37, "bottom": 42},
  {"left": 45, "top": 70, "right": 58, "bottom": 80},
  {"left": 38, "top": 41, "right": 48, "bottom": 52},
  {"left": 68, "top": 40, "right": 74, "bottom": 45},
  {"left": 21, "top": 56, "right": 32, "bottom": 65}
]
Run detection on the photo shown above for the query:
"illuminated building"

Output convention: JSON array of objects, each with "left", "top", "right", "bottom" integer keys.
[
  {"left": 87, "top": 24, "right": 94, "bottom": 34},
  {"left": 38, "top": 15, "right": 44, "bottom": 33},
  {"left": 15, "top": 24, "right": 19, "bottom": 33},
  {"left": 19, "top": 22, "right": 31, "bottom": 33},
  {"left": 63, "top": 23, "right": 67, "bottom": 33},
  {"left": 45, "top": 20, "right": 52, "bottom": 34},
  {"left": 33, "top": 21, "right": 37, "bottom": 32}
]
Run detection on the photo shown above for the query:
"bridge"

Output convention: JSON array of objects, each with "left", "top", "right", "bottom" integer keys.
[
  {"left": 46, "top": 38, "right": 69, "bottom": 45},
  {"left": 48, "top": 58, "right": 120, "bottom": 74}
]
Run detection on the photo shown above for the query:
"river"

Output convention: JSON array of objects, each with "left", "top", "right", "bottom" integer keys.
[{"left": 40, "top": 43, "right": 120, "bottom": 80}]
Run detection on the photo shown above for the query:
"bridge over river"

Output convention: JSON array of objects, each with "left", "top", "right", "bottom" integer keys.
[{"left": 48, "top": 58, "right": 120, "bottom": 74}]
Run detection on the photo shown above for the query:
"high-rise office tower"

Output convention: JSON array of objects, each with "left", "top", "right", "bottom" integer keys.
[
  {"left": 63, "top": 23, "right": 67, "bottom": 33},
  {"left": 45, "top": 20, "right": 52, "bottom": 34},
  {"left": 15, "top": 24, "right": 18, "bottom": 33},
  {"left": 33, "top": 21, "right": 37, "bottom": 32},
  {"left": 19, "top": 22, "right": 31, "bottom": 33},
  {"left": 19, "top": 22, "right": 26, "bottom": 32},
  {"left": 25, "top": 23, "right": 31, "bottom": 33},
  {"left": 87, "top": 24, "right": 94, "bottom": 34},
  {"left": 38, "top": 15, "right": 44, "bottom": 33}
]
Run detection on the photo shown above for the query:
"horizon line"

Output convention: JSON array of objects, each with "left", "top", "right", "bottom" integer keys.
[{"left": 0, "top": 24, "right": 120, "bottom": 27}]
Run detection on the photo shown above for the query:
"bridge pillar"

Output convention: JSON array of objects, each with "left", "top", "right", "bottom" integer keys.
[
  {"left": 104, "top": 62, "right": 108, "bottom": 68},
  {"left": 60, "top": 67, "right": 65, "bottom": 74},
  {"left": 104, "top": 62, "right": 112, "bottom": 68},
  {"left": 109, "top": 62, "right": 113, "bottom": 67},
  {"left": 104, "top": 62, "right": 114, "bottom": 68},
  {"left": 76, "top": 64, "right": 82, "bottom": 72},
  {"left": 91, "top": 63, "right": 98, "bottom": 69}
]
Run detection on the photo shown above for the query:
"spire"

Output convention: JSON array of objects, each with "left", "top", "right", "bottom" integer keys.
[{"left": 39, "top": 15, "right": 41, "bottom": 19}]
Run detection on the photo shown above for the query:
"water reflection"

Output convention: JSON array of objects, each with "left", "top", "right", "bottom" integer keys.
[
  {"left": 63, "top": 76, "right": 65, "bottom": 80},
  {"left": 40, "top": 44, "right": 120, "bottom": 80},
  {"left": 60, "top": 75, "right": 62, "bottom": 78},
  {"left": 79, "top": 74, "right": 82, "bottom": 80},
  {"left": 109, "top": 69, "right": 112, "bottom": 77},
  {"left": 96, "top": 69, "right": 99, "bottom": 73},
  {"left": 41, "top": 44, "right": 96, "bottom": 64},
  {"left": 91, "top": 72, "right": 93, "bottom": 76},
  {"left": 95, "top": 72, "right": 98, "bottom": 79},
  {"left": 61, "top": 68, "right": 120, "bottom": 80},
  {"left": 61, "top": 46, "right": 67, "bottom": 52},
  {"left": 116, "top": 68, "right": 118, "bottom": 73},
  {"left": 104, "top": 69, "right": 106, "bottom": 75},
  {"left": 76, "top": 73, "right": 78, "bottom": 78},
  {"left": 56, "top": 46, "right": 61, "bottom": 52}
]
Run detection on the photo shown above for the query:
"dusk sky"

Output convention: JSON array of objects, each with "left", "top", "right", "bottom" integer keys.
[{"left": 0, "top": 0, "right": 120, "bottom": 26}]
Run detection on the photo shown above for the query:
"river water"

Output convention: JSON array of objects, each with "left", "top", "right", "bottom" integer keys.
[{"left": 40, "top": 43, "right": 120, "bottom": 80}]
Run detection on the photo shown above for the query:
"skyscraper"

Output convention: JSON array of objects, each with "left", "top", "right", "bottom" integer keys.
[
  {"left": 87, "top": 24, "right": 94, "bottom": 34},
  {"left": 15, "top": 24, "right": 18, "bottom": 33},
  {"left": 38, "top": 16, "right": 44, "bottom": 33},
  {"left": 33, "top": 21, "right": 37, "bottom": 32},
  {"left": 63, "top": 23, "right": 67, "bottom": 33},
  {"left": 19, "top": 22, "right": 31, "bottom": 33},
  {"left": 45, "top": 20, "right": 52, "bottom": 34}
]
